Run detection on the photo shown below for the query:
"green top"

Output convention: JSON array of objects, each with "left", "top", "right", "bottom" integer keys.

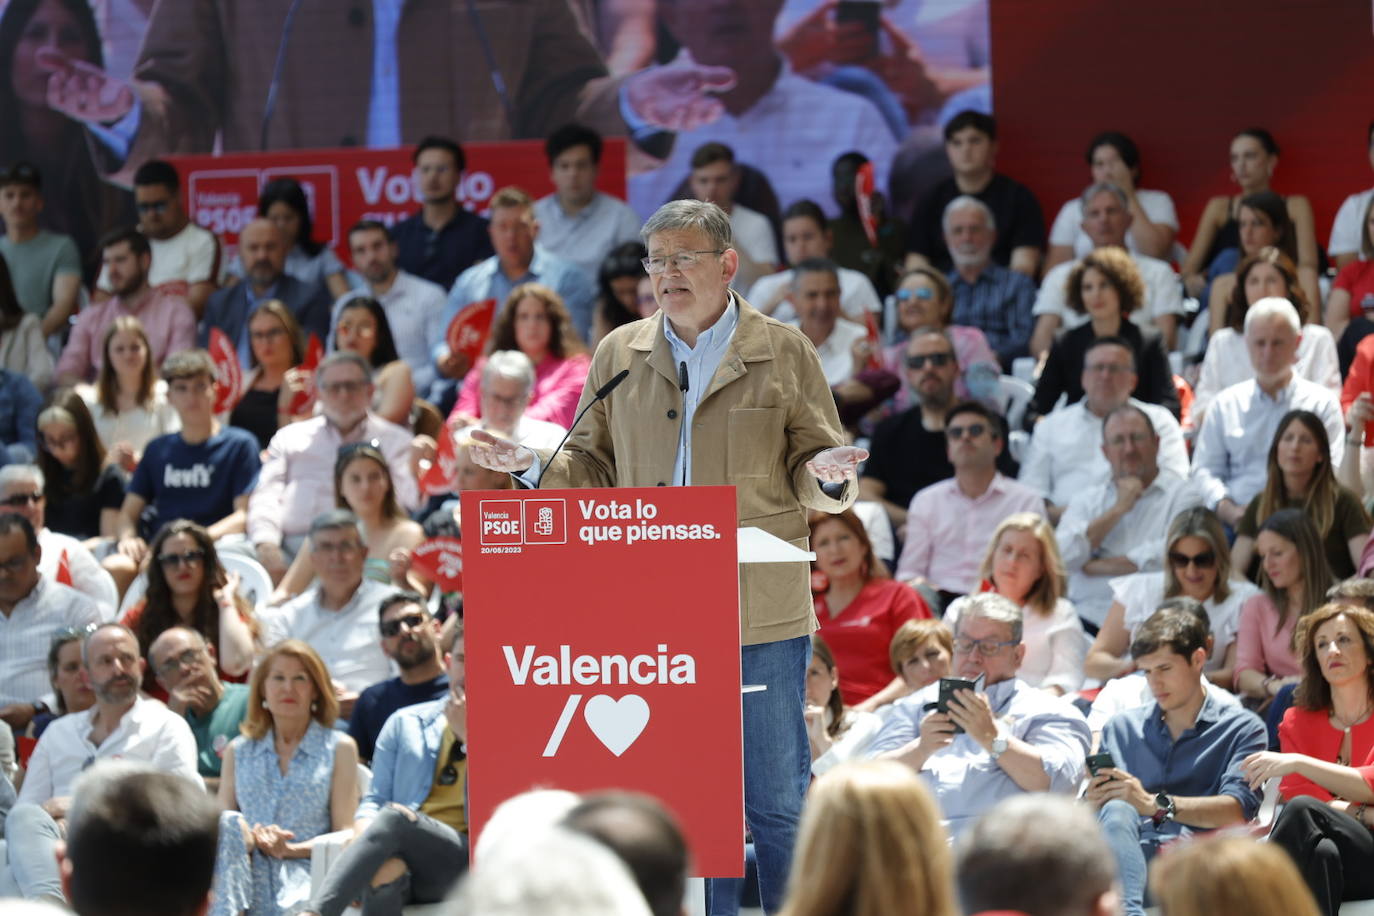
[
  {"left": 186, "top": 682, "right": 251, "bottom": 777},
  {"left": 0, "top": 231, "right": 81, "bottom": 315}
]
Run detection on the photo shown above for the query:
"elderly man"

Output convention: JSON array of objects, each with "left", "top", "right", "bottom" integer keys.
[
  {"left": 1030, "top": 183, "right": 1185, "bottom": 356},
  {"left": 0, "top": 514, "right": 100, "bottom": 735},
  {"left": 469, "top": 198, "right": 865, "bottom": 913},
  {"left": 748, "top": 199, "right": 882, "bottom": 324},
  {"left": 1193, "top": 298, "right": 1344, "bottom": 527},
  {"left": 1020, "top": 337, "right": 1187, "bottom": 523},
  {"left": 261, "top": 511, "right": 397, "bottom": 716},
  {"left": 0, "top": 465, "right": 118, "bottom": 618},
  {"left": 453, "top": 350, "right": 566, "bottom": 450},
  {"left": 943, "top": 196, "right": 1038, "bottom": 368},
  {"left": 3, "top": 622, "right": 199, "bottom": 903},
  {"left": 534, "top": 124, "right": 643, "bottom": 277},
  {"left": 1057, "top": 404, "right": 1204, "bottom": 630},
  {"left": 333, "top": 220, "right": 449, "bottom": 395},
  {"left": 1089, "top": 608, "right": 1265, "bottom": 916},
  {"left": 249, "top": 351, "right": 419, "bottom": 580},
  {"left": 869, "top": 593, "right": 1091, "bottom": 838},
  {"left": 198, "top": 217, "right": 332, "bottom": 363},
  {"left": 148, "top": 626, "right": 249, "bottom": 791}
]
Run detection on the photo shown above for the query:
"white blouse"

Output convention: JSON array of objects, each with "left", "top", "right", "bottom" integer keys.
[
  {"left": 78, "top": 380, "right": 181, "bottom": 457},
  {"left": 1110, "top": 571, "right": 1260, "bottom": 671}
]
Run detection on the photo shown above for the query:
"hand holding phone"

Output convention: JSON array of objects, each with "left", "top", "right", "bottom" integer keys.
[
  {"left": 937, "top": 676, "right": 981, "bottom": 734},
  {"left": 1086, "top": 752, "right": 1117, "bottom": 778}
]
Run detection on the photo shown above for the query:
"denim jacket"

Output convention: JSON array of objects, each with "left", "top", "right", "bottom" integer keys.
[{"left": 356, "top": 698, "right": 449, "bottom": 821}]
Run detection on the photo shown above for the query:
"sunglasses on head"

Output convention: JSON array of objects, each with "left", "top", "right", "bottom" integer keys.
[{"left": 1168, "top": 550, "right": 1216, "bottom": 570}]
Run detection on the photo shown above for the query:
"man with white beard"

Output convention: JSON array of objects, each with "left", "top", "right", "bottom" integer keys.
[{"left": 943, "top": 197, "right": 1038, "bottom": 370}]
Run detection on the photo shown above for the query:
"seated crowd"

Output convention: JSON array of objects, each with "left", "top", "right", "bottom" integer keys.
[{"left": 10, "top": 104, "right": 1374, "bottom": 916}]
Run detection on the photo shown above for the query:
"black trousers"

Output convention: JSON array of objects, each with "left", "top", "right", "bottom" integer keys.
[{"left": 1269, "top": 795, "right": 1374, "bottom": 916}]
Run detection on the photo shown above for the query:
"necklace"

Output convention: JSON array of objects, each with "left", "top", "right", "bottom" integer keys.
[{"left": 1332, "top": 700, "right": 1374, "bottom": 734}]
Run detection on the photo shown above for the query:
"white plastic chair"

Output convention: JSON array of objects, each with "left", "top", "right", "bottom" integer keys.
[
  {"left": 117, "top": 572, "right": 148, "bottom": 617},
  {"left": 996, "top": 374, "right": 1035, "bottom": 433},
  {"left": 220, "top": 553, "right": 274, "bottom": 612}
]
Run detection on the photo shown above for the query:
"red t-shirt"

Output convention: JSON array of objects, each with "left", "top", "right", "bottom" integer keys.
[
  {"left": 1277, "top": 703, "right": 1374, "bottom": 800},
  {"left": 815, "top": 578, "right": 931, "bottom": 705},
  {"left": 1335, "top": 259, "right": 1374, "bottom": 319}
]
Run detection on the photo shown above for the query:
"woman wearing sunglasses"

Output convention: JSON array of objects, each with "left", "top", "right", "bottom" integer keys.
[
  {"left": 213, "top": 639, "right": 358, "bottom": 916},
  {"left": 879, "top": 267, "right": 1000, "bottom": 412},
  {"left": 1086, "top": 507, "right": 1258, "bottom": 688},
  {"left": 119, "top": 519, "right": 258, "bottom": 699}
]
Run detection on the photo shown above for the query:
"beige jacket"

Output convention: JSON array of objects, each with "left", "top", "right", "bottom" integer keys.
[{"left": 536, "top": 296, "right": 854, "bottom": 645}]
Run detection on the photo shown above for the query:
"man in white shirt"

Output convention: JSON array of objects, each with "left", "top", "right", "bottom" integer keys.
[
  {"left": 262, "top": 510, "right": 397, "bottom": 716},
  {"left": 748, "top": 199, "right": 881, "bottom": 323},
  {"left": 687, "top": 142, "right": 779, "bottom": 292},
  {"left": 1020, "top": 338, "right": 1187, "bottom": 523},
  {"left": 333, "top": 220, "right": 448, "bottom": 394},
  {"left": 1057, "top": 405, "right": 1204, "bottom": 629},
  {"left": 0, "top": 514, "right": 101, "bottom": 735},
  {"left": 0, "top": 466, "right": 118, "bottom": 619},
  {"left": 1192, "top": 298, "right": 1344, "bottom": 527},
  {"left": 1029, "top": 183, "right": 1185, "bottom": 357},
  {"left": 789, "top": 259, "right": 869, "bottom": 387},
  {"left": 533, "top": 124, "right": 642, "bottom": 277},
  {"left": 2, "top": 622, "right": 199, "bottom": 903}
]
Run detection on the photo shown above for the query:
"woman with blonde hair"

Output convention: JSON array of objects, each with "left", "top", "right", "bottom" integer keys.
[
  {"left": 212, "top": 640, "right": 358, "bottom": 916},
  {"left": 945, "top": 512, "right": 1085, "bottom": 695},
  {"left": 78, "top": 315, "right": 179, "bottom": 469},
  {"left": 886, "top": 619, "right": 954, "bottom": 700},
  {"left": 1149, "top": 834, "right": 1319, "bottom": 916},
  {"left": 778, "top": 760, "right": 956, "bottom": 916},
  {"left": 229, "top": 299, "right": 307, "bottom": 450}
]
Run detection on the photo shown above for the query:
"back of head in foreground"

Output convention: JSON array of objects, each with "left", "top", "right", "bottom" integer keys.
[
  {"left": 778, "top": 760, "right": 957, "bottom": 916},
  {"left": 956, "top": 793, "right": 1117, "bottom": 916},
  {"left": 445, "top": 827, "right": 652, "bottom": 916},
  {"left": 60, "top": 762, "right": 219, "bottom": 916},
  {"left": 562, "top": 790, "right": 690, "bottom": 916},
  {"left": 1148, "top": 833, "right": 1319, "bottom": 916}
]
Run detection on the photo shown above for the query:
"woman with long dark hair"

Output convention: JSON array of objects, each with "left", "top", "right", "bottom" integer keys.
[
  {"left": 226, "top": 178, "right": 349, "bottom": 298},
  {"left": 593, "top": 241, "right": 648, "bottom": 346},
  {"left": 36, "top": 388, "right": 125, "bottom": 545}
]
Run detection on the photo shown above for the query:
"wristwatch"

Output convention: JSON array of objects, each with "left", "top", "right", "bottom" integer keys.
[
  {"left": 1151, "top": 791, "right": 1177, "bottom": 828},
  {"left": 989, "top": 725, "right": 1009, "bottom": 760}
]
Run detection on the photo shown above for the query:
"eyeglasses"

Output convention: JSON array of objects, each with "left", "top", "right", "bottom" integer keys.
[
  {"left": 380, "top": 613, "right": 427, "bottom": 638},
  {"left": 1105, "top": 432, "right": 1153, "bottom": 448},
  {"left": 158, "top": 549, "right": 206, "bottom": 569},
  {"left": 249, "top": 327, "right": 286, "bottom": 342},
  {"left": 1084, "top": 362, "right": 1132, "bottom": 375},
  {"left": 1168, "top": 550, "right": 1216, "bottom": 570},
  {"left": 945, "top": 423, "right": 987, "bottom": 441},
  {"left": 438, "top": 739, "right": 466, "bottom": 786},
  {"left": 906, "top": 353, "right": 953, "bottom": 370},
  {"left": 314, "top": 540, "right": 362, "bottom": 556},
  {"left": 319, "top": 379, "right": 370, "bottom": 396},
  {"left": 136, "top": 199, "right": 170, "bottom": 214},
  {"left": 154, "top": 647, "right": 204, "bottom": 679},
  {"left": 0, "top": 492, "right": 43, "bottom": 507},
  {"left": 953, "top": 636, "right": 1019, "bottom": 657},
  {"left": 640, "top": 250, "right": 722, "bottom": 274}
]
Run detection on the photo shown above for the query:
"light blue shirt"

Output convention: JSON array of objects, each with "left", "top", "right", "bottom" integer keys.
[
  {"left": 663, "top": 296, "right": 740, "bottom": 486},
  {"left": 439, "top": 245, "right": 598, "bottom": 350},
  {"left": 367, "top": 0, "right": 407, "bottom": 147},
  {"left": 532, "top": 191, "right": 643, "bottom": 277},
  {"left": 356, "top": 697, "right": 453, "bottom": 821}
]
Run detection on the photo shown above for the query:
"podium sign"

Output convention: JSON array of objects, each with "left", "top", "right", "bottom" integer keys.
[{"left": 461, "top": 486, "right": 745, "bottom": 875}]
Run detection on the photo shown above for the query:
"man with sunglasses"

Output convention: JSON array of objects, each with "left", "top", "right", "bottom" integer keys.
[
  {"left": 147, "top": 627, "right": 248, "bottom": 792},
  {"left": 869, "top": 593, "right": 1091, "bottom": 838},
  {"left": 301, "top": 620, "right": 469, "bottom": 916},
  {"left": 895, "top": 401, "right": 1045, "bottom": 607},
  {"left": 943, "top": 196, "right": 1037, "bottom": 370},
  {"left": 348, "top": 592, "right": 450, "bottom": 765}
]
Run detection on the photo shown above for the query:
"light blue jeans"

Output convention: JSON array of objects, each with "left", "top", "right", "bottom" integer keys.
[
  {"left": 1097, "top": 798, "right": 1188, "bottom": 916},
  {"left": 708, "top": 635, "right": 810, "bottom": 916}
]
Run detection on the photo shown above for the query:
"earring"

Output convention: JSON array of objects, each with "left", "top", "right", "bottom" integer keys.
[
  {"left": 261, "top": 700, "right": 268, "bottom": 709},
  {"left": 311, "top": 702, "right": 318, "bottom": 712}
]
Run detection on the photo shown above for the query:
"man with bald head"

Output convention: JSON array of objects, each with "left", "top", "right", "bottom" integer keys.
[
  {"left": 148, "top": 627, "right": 248, "bottom": 791},
  {"left": 198, "top": 217, "right": 332, "bottom": 366}
]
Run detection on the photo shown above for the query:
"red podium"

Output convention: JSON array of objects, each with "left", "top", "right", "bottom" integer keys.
[{"left": 461, "top": 486, "right": 745, "bottom": 876}]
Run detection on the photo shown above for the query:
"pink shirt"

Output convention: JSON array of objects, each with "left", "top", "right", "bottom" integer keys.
[
  {"left": 55, "top": 289, "right": 195, "bottom": 381},
  {"left": 451, "top": 353, "right": 591, "bottom": 429},
  {"left": 1233, "top": 592, "right": 1303, "bottom": 689},
  {"left": 894, "top": 473, "right": 1047, "bottom": 594},
  {"left": 247, "top": 412, "right": 419, "bottom": 544}
]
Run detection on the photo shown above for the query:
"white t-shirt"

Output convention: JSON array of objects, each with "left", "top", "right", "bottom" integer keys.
[
  {"left": 748, "top": 266, "right": 882, "bottom": 323},
  {"left": 97, "top": 221, "right": 222, "bottom": 293},
  {"left": 1033, "top": 253, "right": 1184, "bottom": 329},
  {"left": 730, "top": 205, "right": 780, "bottom": 293},
  {"left": 1049, "top": 190, "right": 1179, "bottom": 259},
  {"left": 1329, "top": 187, "right": 1374, "bottom": 257},
  {"left": 788, "top": 318, "right": 868, "bottom": 386},
  {"left": 1108, "top": 571, "right": 1260, "bottom": 674}
]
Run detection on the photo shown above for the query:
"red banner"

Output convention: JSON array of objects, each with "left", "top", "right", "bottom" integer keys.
[
  {"left": 446, "top": 298, "right": 497, "bottom": 363},
  {"left": 461, "top": 486, "right": 743, "bottom": 875},
  {"left": 411, "top": 537, "right": 464, "bottom": 593},
  {"left": 287, "top": 334, "right": 325, "bottom": 416},
  {"left": 208, "top": 327, "right": 242, "bottom": 413},
  {"left": 168, "top": 139, "right": 627, "bottom": 264},
  {"left": 420, "top": 426, "right": 460, "bottom": 496}
]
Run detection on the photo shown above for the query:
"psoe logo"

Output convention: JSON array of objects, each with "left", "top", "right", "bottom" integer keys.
[
  {"left": 523, "top": 499, "right": 567, "bottom": 545},
  {"left": 478, "top": 499, "right": 523, "bottom": 546}
]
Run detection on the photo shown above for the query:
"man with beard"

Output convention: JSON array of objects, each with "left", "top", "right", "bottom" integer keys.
[
  {"left": 942, "top": 196, "right": 1037, "bottom": 370},
  {"left": 55, "top": 227, "right": 195, "bottom": 384},
  {"left": 391, "top": 138, "right": 493, "bottom": 293},
  {"left": 349, "top": 593, "right": 450, "bottom": 765},
  {"left": 148, "top": 626, "right": 249, "bottom": 791},
  {"left": 1, "top": 623, "right": 199, "bottom": 903}
]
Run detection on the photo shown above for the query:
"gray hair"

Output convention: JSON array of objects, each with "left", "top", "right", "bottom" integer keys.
[
  {"left": 476, "top": 788, "right": 582, "bottom": 861},
  {"left": 308, "top": 508, "right": 363, "bottom": 543},
  {"left": 955, "top": 592, "right": 1023, "bottom": 644},
  {"left": 641, "top": 199, "right": 732, "bottom": 251},
  {"left": 483, "top": 350, "right": 536, "bottom": 398},
  {"left": 956, "top": 794, "right": 1116, "bottom": 916},
  {"left": 1243, "top": 296, "right": 1302, "bottom": 335},
  {"left": 1080, "top": 181, "right": 1129, "bottom": 211},
  {"left": 317, "top": 350, "right": 374, "bottom": 381},
  {"left": 1101, "top": 403, "right": 1158, "bottom": 445},
  {"left": 0, "top": 464, "right": 43, "bottom": 491},
  {"left": 941, "top": 195, "right": 996, "bottom": 236}
]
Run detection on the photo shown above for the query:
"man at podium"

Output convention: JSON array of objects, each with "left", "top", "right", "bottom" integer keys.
[{"left": 472, "top": 199, "right": 865, "bottom": 913}]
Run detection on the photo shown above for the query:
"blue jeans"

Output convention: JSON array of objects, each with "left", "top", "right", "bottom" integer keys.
[
  {"left": 708, "top": 635, "right": 810, "bottom": 916},
  {"left": 1098, "top": 798, "right": 1186, "bottom": 916}
]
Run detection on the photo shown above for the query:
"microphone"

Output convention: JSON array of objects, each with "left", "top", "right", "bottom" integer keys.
[
  {"left": 534, "top": 369, "right": 630, "bottom": 488},
  {"left": 677, "top": 361, "right": 690, "bottom": 487}
]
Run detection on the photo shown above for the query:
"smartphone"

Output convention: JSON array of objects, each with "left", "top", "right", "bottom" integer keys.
[
  {"left": 835, "top": 0, "right": 881, "bottom": 32},
  {"left": 937, "top": 676, "right": 982, "bottom": 734},
  {"left": 1086, "top": 752, "right": 1117, "bottom": 777}
]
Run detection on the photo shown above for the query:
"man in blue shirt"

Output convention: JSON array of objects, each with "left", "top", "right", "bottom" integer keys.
[
  {"left": 0, "top": 370, "right": 40, "bottom": 465},
  {"left": 348, "top": 592, "right": 449, "bottom": 764},
  {"left": 1089, "top": 601, "right": 1267, "bottom": 916}
]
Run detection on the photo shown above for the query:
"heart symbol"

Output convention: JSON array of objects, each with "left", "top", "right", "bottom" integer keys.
[{"left": 583, "top": 694, "right": 650, "bottom": 757}]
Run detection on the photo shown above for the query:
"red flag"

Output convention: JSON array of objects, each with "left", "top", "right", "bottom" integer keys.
[
  {"left": 855, "top": 161, "right": 878, "bottom": 248},
  {"left": 410, "top": 537, "right": 464, "bottom": 592},
  {"left": 446, "top": 298, "right": 497, "bottom": 363},
  {"left": 862, "top": 312, "right": 883, "bottom": 370},
  {"left": 56, "top": 549, "right": 72, "bottom": 586},
  {"left": 208, "top": 327, "right": 242, "bottom": 413},
  {"left": 287, "top": 333, "right": 325, "bottom": 416},
  {"left": 420, "top": 427, "right": 460, "bottom": 496}
]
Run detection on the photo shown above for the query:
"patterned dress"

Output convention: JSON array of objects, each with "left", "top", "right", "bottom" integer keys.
[{"left": 211, "top": 720, "right": 341, "bottom": 916}]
